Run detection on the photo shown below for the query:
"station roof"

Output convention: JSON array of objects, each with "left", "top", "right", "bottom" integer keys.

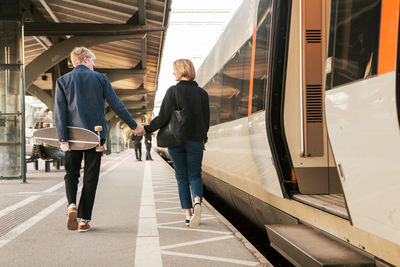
[{"left": 21, "top": 0, "right": 171, "bottom": 126}]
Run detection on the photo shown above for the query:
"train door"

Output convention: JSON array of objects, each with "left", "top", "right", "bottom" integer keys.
[
  {"left": 270, "top": 0, "right": 350, "bottom": 219},
  {"left": 325, "top": 0, "right": 400, "bottom": 245}
]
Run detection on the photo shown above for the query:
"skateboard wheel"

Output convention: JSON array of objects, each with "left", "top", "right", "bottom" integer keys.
[
  {"left": 94, "top": 126, "right": 103, "bottom": 132},
  {"left": 95, "top": 146, "right": 104, "bottom": 152},
  {"left": 43, "top": 123, "right": 51, "bottom": 128},
  {"left": 43, "top": 143, "right": 50, "bottom": 147}
]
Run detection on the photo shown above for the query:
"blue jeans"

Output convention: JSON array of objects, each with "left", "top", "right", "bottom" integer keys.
[{"left": 168, "top": 140, "right": 204, "bottom": 209}]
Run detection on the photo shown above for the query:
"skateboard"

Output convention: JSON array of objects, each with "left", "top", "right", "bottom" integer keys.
[{"left": 33, "top": 126, "right": 104, "bottom": 152}]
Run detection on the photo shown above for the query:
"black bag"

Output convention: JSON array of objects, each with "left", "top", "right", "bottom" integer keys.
[{"left": 157, "top": 87, "right": 188, "bottom": 148}]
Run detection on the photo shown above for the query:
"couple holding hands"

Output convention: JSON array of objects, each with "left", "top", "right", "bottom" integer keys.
[{"left": 55, "top": 47, "right": 209, "bottom": 232}]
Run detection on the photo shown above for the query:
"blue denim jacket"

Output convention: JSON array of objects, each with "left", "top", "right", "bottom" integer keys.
[{"left": 54, "top": 65, "right": 138, "bottom": 142}]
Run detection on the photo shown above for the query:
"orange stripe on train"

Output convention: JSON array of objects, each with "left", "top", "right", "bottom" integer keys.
[{"left": 378, "top": 0, "right": 400, "bottom": 75}]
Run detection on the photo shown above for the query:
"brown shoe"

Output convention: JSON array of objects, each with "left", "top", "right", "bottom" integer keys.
[
  {"left": 78, "top": 221, "right": 91, "bottom": 232},
  {"left": 66, "top": 206, "right": 78, "bottom": 230}
]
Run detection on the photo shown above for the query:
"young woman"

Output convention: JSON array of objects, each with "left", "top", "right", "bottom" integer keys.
[{"left": 144, "top": 59, "right": 210, "bottom": 227}]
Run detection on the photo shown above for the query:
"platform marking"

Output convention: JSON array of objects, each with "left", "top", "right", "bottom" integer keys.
[
  {"left": 134, "top": 161, "right": 162, "bottom": 267},
  {"left": 149, "top": 155, "right": 262, "bottom": 266},
  {"left": 158, "top": 226, "right": 232, "bottom": 235},
  {"left": 155, "top": 206, "right": 181, "bottom": 211},
  {"left": 154, "top": 197, "right": 180, "bottom": 201},
  {"left": 153, "top": 190, "right": 178, "bottom": 195},
  {"left": 0, "top": 195, "right": 41, "bottom": 218},
  {"left": 156, "top": 211, "right": 214, "bottom": 217},
  {"left": 160, "top": 235, "right": 235, "bottom": 250},
  {"left": 155, "top": 200, "right": 181, "bottom": 203},
  {"left": 0, "top": 197, "right": 66, "bottom": 248},
  {"left": 0, "top": 152, "right": 131, "bottom": 249},
  {"left": 2, "top": 151, "right": 131, "bottom": 213},
  {"left": 0, "top": 151, "right": 134, "bottom": 221},
  {"left": 157, "top": 217, "right": 217, "bottom": 226},
  {"left": 161, "top": 251, "right": 259, "bottom": 266}
]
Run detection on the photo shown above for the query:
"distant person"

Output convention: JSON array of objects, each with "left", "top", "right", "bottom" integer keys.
[
  {"left": 144, "top": 132, "right": 153, "bottom": 161},
  {"left": 132, "top": 134, "right": 143, "bottom": 161},
  {"left": 144, "top": 59, "right": 209, "bottom": 228},
  {"left": 54, "top": 47, "right": 144, "bottom": 232}
]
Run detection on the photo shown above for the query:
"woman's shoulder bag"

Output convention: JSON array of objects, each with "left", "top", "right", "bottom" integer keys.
[{"left": 156, "top": 86, "right": 189, "bottom": 148}]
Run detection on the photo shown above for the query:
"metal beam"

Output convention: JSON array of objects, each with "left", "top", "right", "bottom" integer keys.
[
  {"left": 38, "top": 0, "right": 59, "bottom": 22},
  {"left": 94, "top": 68, "right": 149, "bottom": 83},
  {"left": 21, "top": 0, "right": 47, "bottom": 22},
  {"left": 25, "top": 34, "right": 145, "bottom": 90},
  {"left": 119, "top": 94, "right": 148, "bottom": 101},
  {"left": 105, "top": 107, "right": 151, "bottom": 122},
  {"left": 128, "top": 108, "right": 152, "bottom": 114},
  {"left": 106, "top": 99, "right": 149, "bottom": 109},
  {"left": 33, "top": 36, "right": 49, "bottom": 49},
  {"left": 141, "top": 36, "right": 147, "bottom": 69},
  {"left": 26, "top": 84, "right": 52, "bottom": 109},
  {"left": 138, "top": 0, "right": 147, "bottom": 25},
  {"left": 24, "top": 23, "right": 167, "bottom": 36},
  {"left": 114, "top": 88, "right": 155, "bottom": 95},
  {"left": 124, "top": 100, "right": 149, "bottom": 110}
]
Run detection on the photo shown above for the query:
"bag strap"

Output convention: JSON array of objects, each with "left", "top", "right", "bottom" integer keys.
[{"left": 173, "top": 85, "right": 183, "bottom": 111}]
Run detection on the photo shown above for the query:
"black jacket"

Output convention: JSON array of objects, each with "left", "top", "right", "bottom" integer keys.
[
  {"left": 145, "top": 80, "right": 210, "bottom": 142},
  {"left": 131, "top": 134, "right": 143, "bottom": 145}
]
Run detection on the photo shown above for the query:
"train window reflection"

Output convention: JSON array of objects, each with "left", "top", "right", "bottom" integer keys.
[
  {"left": 326, "top": 0, "right": 381, "bottom": 90},
  {"left": 206, "top": 40, "right": 251, "bottom": 126},
  {"left": 205, "top": 0, "right": 272, "bottom": 126},
  {"left": 252, "top": 7, "right": 272, "bottom": 113}
]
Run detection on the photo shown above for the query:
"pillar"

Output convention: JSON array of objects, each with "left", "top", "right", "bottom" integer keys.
[{"left": 0, "top": 0, "right": 26, "bottom": 180}]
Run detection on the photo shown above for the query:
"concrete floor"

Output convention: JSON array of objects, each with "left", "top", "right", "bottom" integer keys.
[{"left": 0, "top": 150, "right": 269, "bottom": 267}]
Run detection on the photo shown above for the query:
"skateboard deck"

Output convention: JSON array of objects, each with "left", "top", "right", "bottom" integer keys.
[{"left": 33, "top": 126, "right": 100, "bottom": 151}]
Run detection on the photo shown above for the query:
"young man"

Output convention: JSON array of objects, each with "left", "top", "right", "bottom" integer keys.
[
  {"left": 132, "top": 134, "right": 143, "bottom": 161},
  {"left": 55, "top": 47, "right": 144, "bottom": 232},
  {"left": 144, "top": 132, "right": 153, "bottom": 160}
]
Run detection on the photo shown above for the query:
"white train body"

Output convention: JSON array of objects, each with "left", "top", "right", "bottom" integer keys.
[{"left": 191, "top": 0, "right": 400, "bottom": 266}]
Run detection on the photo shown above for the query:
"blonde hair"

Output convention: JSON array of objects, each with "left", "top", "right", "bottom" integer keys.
[
  {"left": 70, "top": 47, "right": 95, "bottom": 67},
  {"left": 173, "top": 59, "right": 196, "bottom": 81}
]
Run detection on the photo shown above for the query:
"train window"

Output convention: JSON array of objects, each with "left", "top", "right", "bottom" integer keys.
[
  {"left": 326, "top": 0, "right": 381, "bottom": 90},
  {"left": 206, "top": 40, "right": 252, "bottom": 126},
  {"left": 205, "top": 1, "right": 273, "bottom": 125},
  {"left": 251, "top": 5, "right": 273, "bottom": 113}
]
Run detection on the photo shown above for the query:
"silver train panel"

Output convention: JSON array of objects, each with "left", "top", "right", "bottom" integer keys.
[
  {"left": 203, "top": 111, "right": 283, "bottom": 198},
  {"left": 326, "top": 72, "right": 400, "bottom": 245}
]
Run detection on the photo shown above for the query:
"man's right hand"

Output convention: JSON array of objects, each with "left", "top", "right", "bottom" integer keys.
[
  {"left": 133, "top": 125, "right": 145, "bottom": 136},
  {"left": 60, "top": 142, "right": 71, "bottom": 152}
]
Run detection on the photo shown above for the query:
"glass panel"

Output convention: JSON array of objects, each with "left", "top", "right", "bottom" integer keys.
[
  {"left": 0, "top": 20, "right": 24, "bottom": 178},
  {"left": 326, "top": 0, "right": 381, "bottom": 89},
  {"left": 205, "top": 0, "right": 273, "bottom": 124},
  {"left": 252, "top": 3, "right": 273, "bottom": 113}
]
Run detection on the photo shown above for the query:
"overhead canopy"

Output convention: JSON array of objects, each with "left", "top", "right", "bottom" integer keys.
[{"left": 21, "top": 0, "right": 172, "bottom": 124}]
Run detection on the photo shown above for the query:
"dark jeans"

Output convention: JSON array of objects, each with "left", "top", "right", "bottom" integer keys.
[
  {"left": 64, "top": 148, "right": 102, "bottom": 220},
  {"left": 168, "top": 140, "right": 204, "bottom": 209},
  {"left": 134, "top": 144, "right": 142, "bottom": 160},
  {"left": 145, "top": 144, "right": 152, "bottom": 160}
]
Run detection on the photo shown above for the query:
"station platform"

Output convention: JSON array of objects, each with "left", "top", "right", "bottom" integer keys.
[{"left": 0, "top": 150, "right": 269, "bottom": 267}]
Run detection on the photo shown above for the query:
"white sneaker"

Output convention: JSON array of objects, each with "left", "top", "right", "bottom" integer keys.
[{"left": 189, "top": 203, "right": 202, "bottom": 228}]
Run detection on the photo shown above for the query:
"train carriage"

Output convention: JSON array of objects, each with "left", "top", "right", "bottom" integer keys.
[{"left": 193, "top": 0, "right": 400, "bottom": 266}]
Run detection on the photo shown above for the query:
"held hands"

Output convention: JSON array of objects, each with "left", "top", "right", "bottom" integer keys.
[
  {"left": 133, "top": 124, "right": 145, "bottom": 136},
  {"left": 60, "top": 142, "right": 71, "bottom": 152}
]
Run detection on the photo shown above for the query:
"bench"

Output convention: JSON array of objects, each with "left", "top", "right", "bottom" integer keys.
[{"left": 26, "top": 144, "right": 64, "bottom": 172}]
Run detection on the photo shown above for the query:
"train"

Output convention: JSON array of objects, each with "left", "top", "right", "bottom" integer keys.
[{"left": 158, "top": 0, "right": 400, "bottom": 266}]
